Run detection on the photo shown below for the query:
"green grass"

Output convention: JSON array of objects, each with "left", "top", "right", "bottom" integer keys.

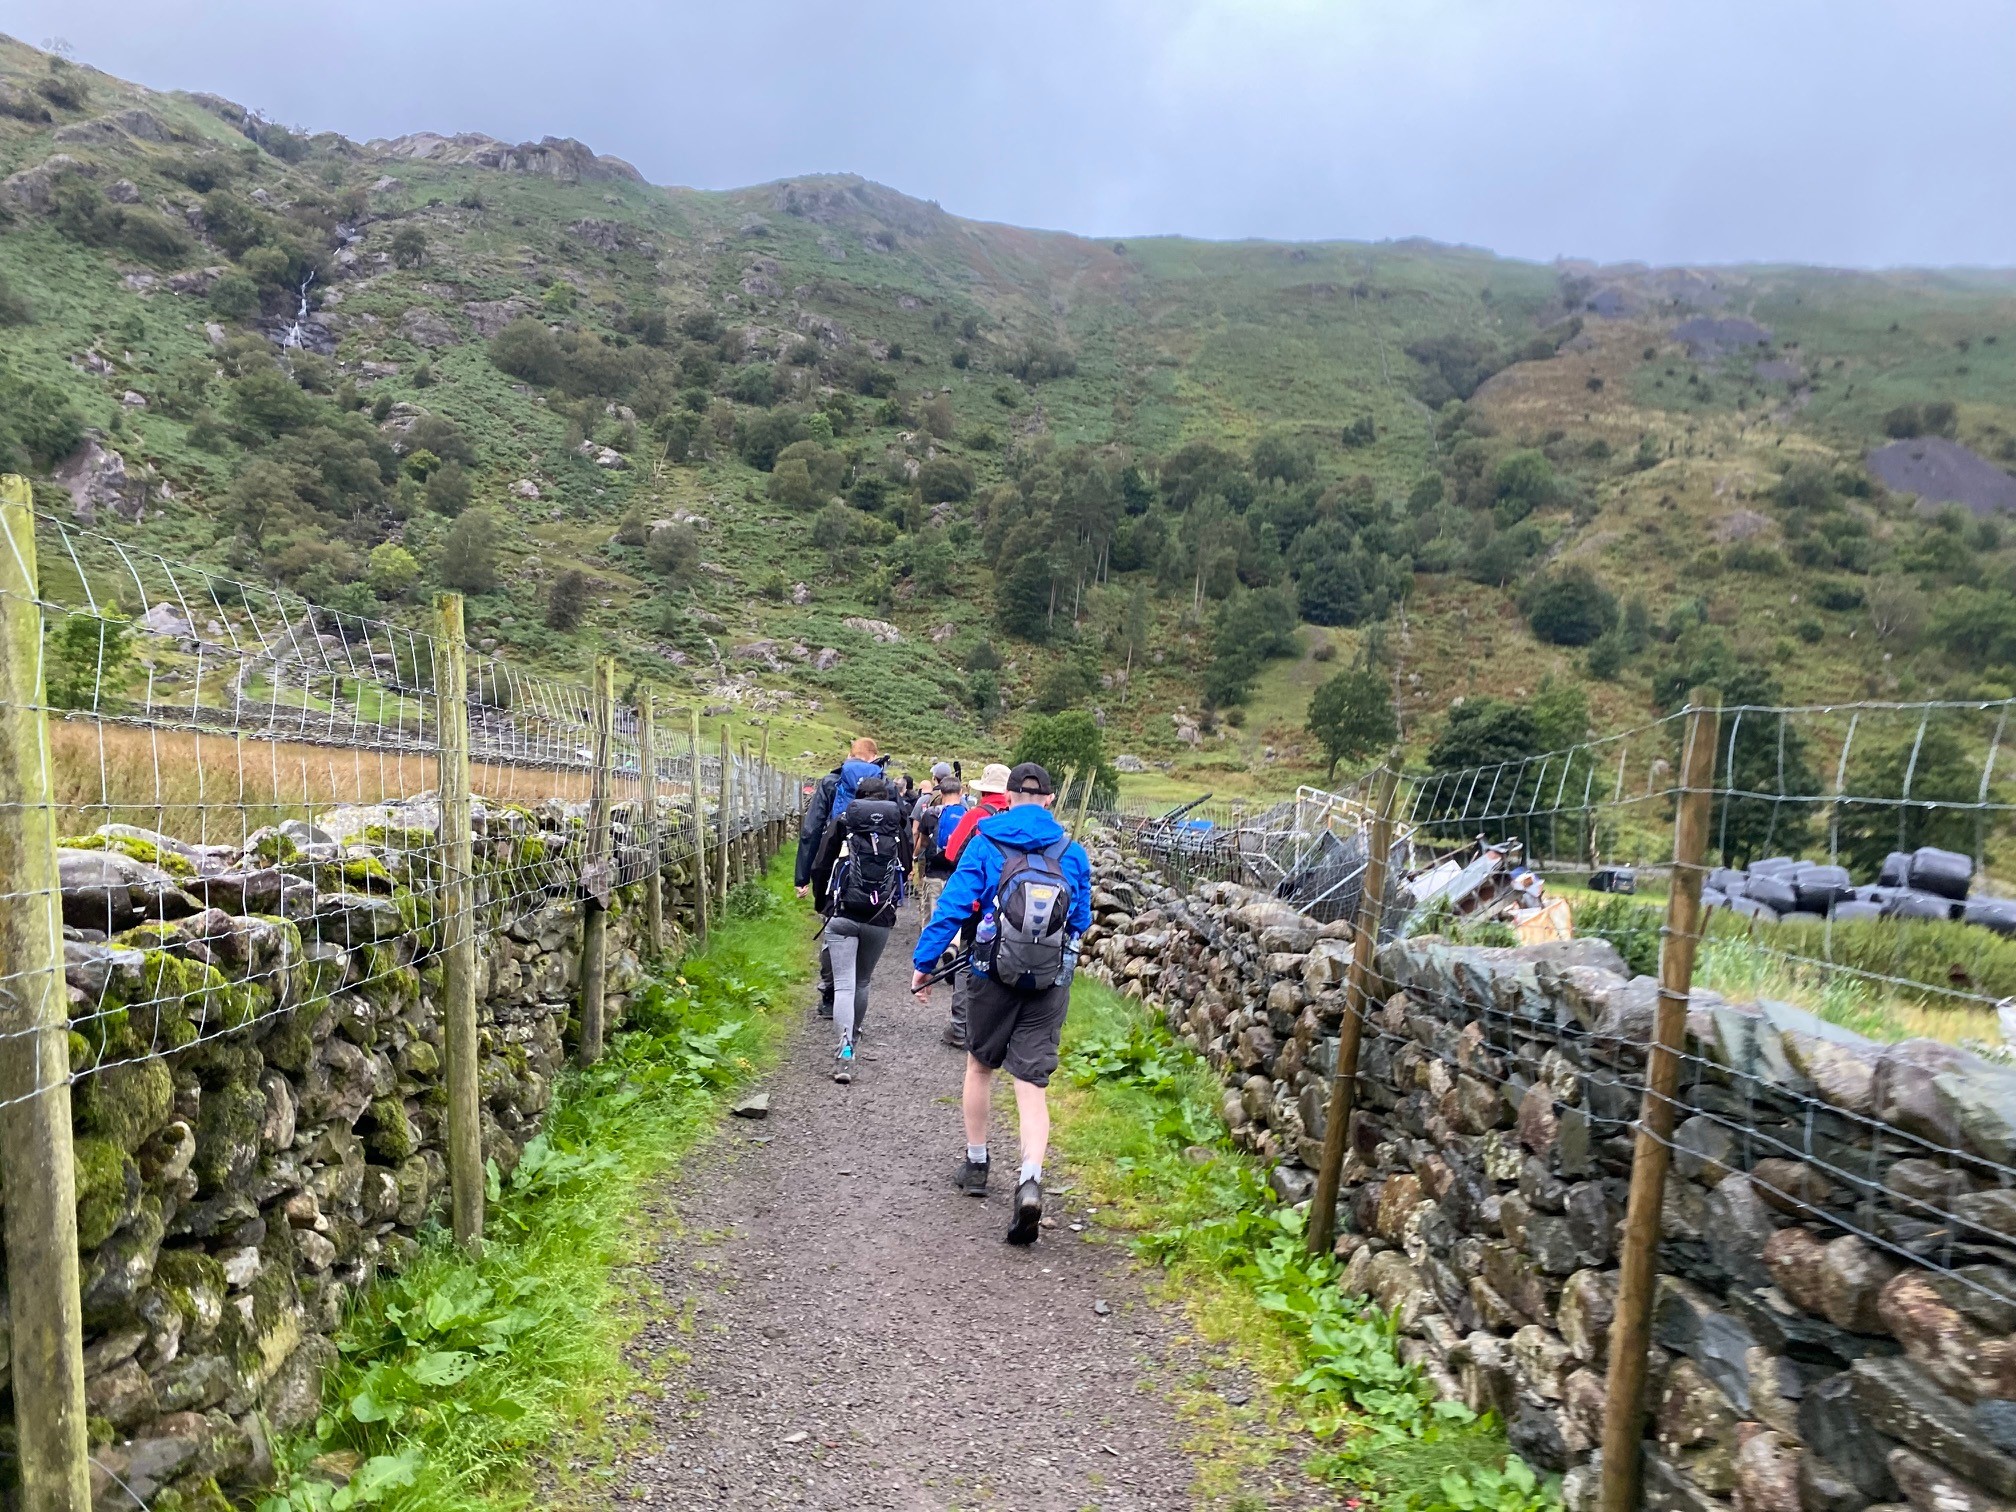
[
  {"left": 1054, "top": 976, "right": 1554, "bottom": 1512},
  {"left": 1570, "top": 893, "right": 2010, "bottom": 1044},
  {"left": 257, "top": 860, "right": 812, "bottom": 1512}
]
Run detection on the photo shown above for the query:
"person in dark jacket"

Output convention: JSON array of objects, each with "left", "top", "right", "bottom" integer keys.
[
  {"left": 809, "top": 775, "right": 912, "bottom": 1082},
  {"left": 794, "top": 737, "right": 885, "bottom": 1017}
]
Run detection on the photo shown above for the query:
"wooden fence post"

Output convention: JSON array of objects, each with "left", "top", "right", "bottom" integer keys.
[
  {"left": 577, "top": 657, "right": 615, "bottom": 1065},
  {"left": 1601, "top": 689, "right": 1720, "bottom": 1512},
  {"left": 734, "top": 741, "right": 751, "bottom": 883},
  {"left": 749, "top": 729, "right": 762, "bottom": 870},
  {"left": 638, "top": 692, "right": 664, "bottom": 957},
  {"left": 0, "top": 475, "right": 94, "bottom": 1512},
  {"left": 716, "top": 728, "right": 732, "bottom": 906},
  {"left": 432, "top": 594, "right": 483, "bottom": 1252},
  {"left": 687, "top": 708, "right": 709, "bottom": 942},
  {"left": 1073, "top": 761, "right": 1098, "bottom": 837},
  {"left": 1308, "top": 763, "right": 1400, "bottom": 1258}
]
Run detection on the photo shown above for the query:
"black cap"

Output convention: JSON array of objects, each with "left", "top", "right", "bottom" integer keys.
[{"left": 1007, "top": 761, "right": 1053, "bottom": 796}]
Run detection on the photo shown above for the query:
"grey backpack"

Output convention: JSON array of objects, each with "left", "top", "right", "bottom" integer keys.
[{"left": 984, "top": 838, "right": 1074, "bottom": 991}]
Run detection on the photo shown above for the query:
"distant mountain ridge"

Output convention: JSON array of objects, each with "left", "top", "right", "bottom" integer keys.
[{"left": 3, "top": 33, "right": 2015, "bottom": 794}]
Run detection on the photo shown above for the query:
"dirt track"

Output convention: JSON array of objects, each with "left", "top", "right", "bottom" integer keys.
[{"left": 610, "top": 908, "right": 1305, "bottom": 1511}]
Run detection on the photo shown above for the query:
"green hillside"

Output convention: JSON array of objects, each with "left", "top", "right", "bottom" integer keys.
[{"left": 5, "top": 35, "right": 2016, "bottom": 794}]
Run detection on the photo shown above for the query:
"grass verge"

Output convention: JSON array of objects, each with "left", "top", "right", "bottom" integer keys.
[
  {"left": 1054, "top": 975, "right": 1557, "bottom": 1512},
  {"left": 256, "top": 866, "right": 811, "bottom": 1512}
]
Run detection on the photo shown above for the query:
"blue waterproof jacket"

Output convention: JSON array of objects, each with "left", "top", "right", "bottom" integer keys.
[{"left": 913, "top": 804, "right": 1093, "bottom": 976}]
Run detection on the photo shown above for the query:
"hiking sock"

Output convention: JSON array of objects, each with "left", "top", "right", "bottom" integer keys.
[
  {"left": 1019, "top": 1160, "right": 1042, "bottom": 1185},
  {"left": 968, "top": 1144, "right": 989, "bottom": 1165}
]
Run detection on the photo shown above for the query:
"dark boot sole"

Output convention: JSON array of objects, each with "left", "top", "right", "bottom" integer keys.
[{"left": 1006, "top": 1198, "right": 1042, "bottom": 1245}]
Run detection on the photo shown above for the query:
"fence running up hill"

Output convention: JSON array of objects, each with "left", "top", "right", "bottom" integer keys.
[
  {"left": 1113, "top": 690, "right": 2016, "bottom": 1512},
  {"left": 0, "top": 479, "right": 803, "bottom": 1509}
]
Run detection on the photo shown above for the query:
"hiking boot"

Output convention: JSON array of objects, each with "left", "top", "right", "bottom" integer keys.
[
  {"left": 1006, "top": 1178, "right": 1043, "bottom": 1245},
  {"left": 832, "top": 1045, "right": 855, "bottom": 1085},
  {"left": 955, "top": 1156, "right": 989, "bottom": 1197},
  {"left": 816, "top": 1001, "right": 834, "bottom": 1021},
  {"left": 940, "top": 1022, "right": 967, "bottom": 1049}
]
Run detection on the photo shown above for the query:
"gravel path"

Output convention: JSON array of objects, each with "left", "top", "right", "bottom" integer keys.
[{"left": 611, "top": 908, "right": 1305, "bottom": 1510}]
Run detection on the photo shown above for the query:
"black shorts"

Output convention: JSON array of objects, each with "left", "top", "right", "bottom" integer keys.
[{"left": 965, "top": 973, "right": 1071, "bottom": 1087}]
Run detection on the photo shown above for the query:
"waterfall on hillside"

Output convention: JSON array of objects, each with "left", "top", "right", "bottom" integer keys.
[{"left": 278, "top": 271, "right": 316, "bottom": 366}]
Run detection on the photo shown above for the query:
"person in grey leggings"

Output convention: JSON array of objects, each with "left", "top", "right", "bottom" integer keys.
[
  {"left": 823, "top": 914, "right": 891, "bottom": 1079},
  {"left": 807, "top": 774, "right": 911, "bottom": 1083}
]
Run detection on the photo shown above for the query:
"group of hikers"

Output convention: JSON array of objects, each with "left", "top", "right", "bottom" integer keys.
[{"left": 792, "top": 738, "right": 1092, "bottom": 1246}]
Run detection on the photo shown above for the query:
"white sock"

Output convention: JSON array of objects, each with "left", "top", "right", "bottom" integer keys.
[
  {"left": 968, "top": 1144, "right": 988, "bottom": 1164},
  {"left": 1019, "top": 1160, "right": 1042, "bottom": 1185}
]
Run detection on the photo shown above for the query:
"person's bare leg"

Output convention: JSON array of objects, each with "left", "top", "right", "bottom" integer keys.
[
  {"left": 963, "top": 1054, "right": 992, "bottom": 1147},
  {"left": 1011, "top": 1076, "right": 1049, "bottom": 1173}
]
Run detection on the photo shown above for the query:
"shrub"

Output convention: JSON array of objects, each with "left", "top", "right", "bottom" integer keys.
[
  {"left": 35, "top": 61, "right": 89, "bottom": 112},
  {"left": 490, "top": 317, "right": 563, "bottom": 388},
  {"left": 1572, "top": 896, "right": 1662, "bottom": 978},
  {"left": 1005, "top": 339, "right": 1077, "bottom": 382},
  {"left": 424, "top": 462, "right": 471, "bottom": 517},
  {"left": 546, "top": 569, "right": 592, "bottom": 629},
  {"left": 768, "top": 440, "right": 843, "bottom": 508},
  {"left": 727, "top": 365, "right": 776, "bottom": 407},
  {"left": 390, "top": 227, "right": 428, "bottom": 268},
  {"left": 436, "top": 507, "right": 502, "bottom": 594},
  {"left": 734, "top": 408, "right": 808, "bottom": 470},
  {"left": 1520, "top": 567, "right": 1617, "bottom": 647},
  {"left": 44, "top": 614, "right": 132, "bottom": 711},
  {"left": 916, "top": 456, "right": 974, "bottom": 504},
  {"left": 644, "top": 523, "right": 700, "bottom": 584},
  {"left": 0, "top": 274, "right": 31, "bottom": 327},
  {"left": 1723, "top": 541, "right": 1786, "bottom": 574},
  {"left": 1251, "top": 431, "right": 1315, "bottom": 484},
  {"left": 1490, "top": 450, "right": 1557, "bottom": 523},
  {"left": 366, "top": 543, "right": 420, "bottom": 600},
  {"left": 1011, "top": 710, "right": 1116, "bottom": 802},
  {"left": 0, "top": 367, "right": 84, "bottom": 472}
]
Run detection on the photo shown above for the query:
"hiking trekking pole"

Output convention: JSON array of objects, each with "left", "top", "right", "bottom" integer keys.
[{"left": 913, "top": 950, "right": 972, "bottom": 992}]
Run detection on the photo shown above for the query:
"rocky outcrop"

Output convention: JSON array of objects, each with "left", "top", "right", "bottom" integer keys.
[
  {"left": 366, "top": 131, "right": 645, "bottom": 185},
  {"left": 1084, "top": 838, "right": 2016, "bottom": 1512},
  {"left": 4, "top": 792, "right": 760, "bottom": 1509},
  {"left": 52, "top": 434, "right": 149, "bottom": 523},
  {"left": 2, "top": 152, "right": 96, "bottom": 212}
]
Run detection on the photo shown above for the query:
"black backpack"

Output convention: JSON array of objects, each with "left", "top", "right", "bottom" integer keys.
[{"left": 832, "top": 799, "right": 906, "bottom": 921}]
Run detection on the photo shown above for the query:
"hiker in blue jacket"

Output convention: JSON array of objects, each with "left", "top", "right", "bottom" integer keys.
[{"left": 911, "top": 761, "right": 1092, "bottom": 1245}]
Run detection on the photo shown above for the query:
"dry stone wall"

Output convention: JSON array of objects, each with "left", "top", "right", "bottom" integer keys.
[
  {"left": 0, "top": 794, "right": 719, "bottom": 1510},
  {"left": 1081, "top": 839, "right": 2016, "bottom": 1512}
]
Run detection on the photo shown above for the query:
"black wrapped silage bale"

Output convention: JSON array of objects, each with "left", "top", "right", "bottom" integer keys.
[
  {"left": 1906, "top": 846, "right": 1972, "bottom": 902},
  {"left": 1793, "top": 864, "right": 1855, "bottom": 913},
  {"left": 1963, "top": 897, "right": 2016, "bottom": 936},
  {"left": 1885, "top": 889, "right": 1961, "bottom": 922},
  {"left": 1744, "top": 873, "right": 1799, "bottom": 915}
]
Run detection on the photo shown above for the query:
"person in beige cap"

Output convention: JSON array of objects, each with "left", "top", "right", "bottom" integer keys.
[{"left": 932, "top": 762, "right": 1011, "bottom": 1048}]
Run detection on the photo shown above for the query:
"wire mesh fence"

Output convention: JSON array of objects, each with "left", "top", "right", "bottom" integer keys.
[
  {"left": 0, "top": 497, "right": 801, "bottom": 1119},
  {"left": 1094, "top": 691, "right": 2016, "bottom": 1512},
  {"left": 1118, "top": 696, "right": 2016, "bottom": 1034}
]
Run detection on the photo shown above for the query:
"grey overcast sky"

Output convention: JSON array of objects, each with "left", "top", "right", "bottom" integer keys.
[{"left": 10, "top": 0, "right": 2015, "bottom": 268}]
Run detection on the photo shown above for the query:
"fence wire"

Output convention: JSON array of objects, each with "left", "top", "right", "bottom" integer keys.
[
  {"left": 1117, "top": 696, "right": 2016, "bottom": 1030},
  {"left": 0, "top": 510, "right": 799, "bottom": 1119}
]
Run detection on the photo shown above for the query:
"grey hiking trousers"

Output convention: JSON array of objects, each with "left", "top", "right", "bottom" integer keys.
[{"left": 822, "top": 915, "right": 891, "bottom": 1047}]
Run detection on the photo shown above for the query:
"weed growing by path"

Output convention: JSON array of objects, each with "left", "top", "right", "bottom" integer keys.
[
  {"left": 1054, "top": 977, "right": 1556, "bottom": 1512},
  {"left": 259, "top": 863, "right": 811, "bottom": 1512}
]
